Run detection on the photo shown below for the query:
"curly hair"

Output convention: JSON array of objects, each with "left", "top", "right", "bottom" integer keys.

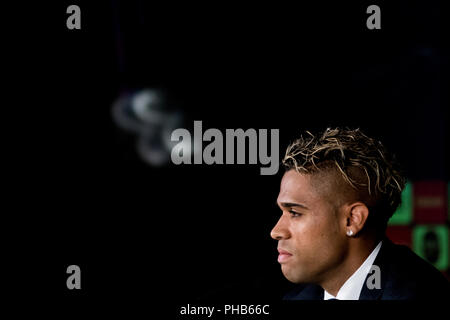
[{"left": 283, "top": 128, "right": 406, "bottom": 228}]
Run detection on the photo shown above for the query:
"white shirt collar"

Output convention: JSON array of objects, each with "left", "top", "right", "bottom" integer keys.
[{"left": 324, "top": 241, "right": 382, "bottom": 300}]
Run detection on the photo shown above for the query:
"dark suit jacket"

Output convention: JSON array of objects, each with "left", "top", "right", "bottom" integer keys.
[{"left": 284, "top": 239, "right": 450, "bottom": 300}]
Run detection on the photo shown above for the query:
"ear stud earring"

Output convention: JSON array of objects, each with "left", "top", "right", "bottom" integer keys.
[{"left": 346, "top": 230, "right": 354, "bottom": 236}]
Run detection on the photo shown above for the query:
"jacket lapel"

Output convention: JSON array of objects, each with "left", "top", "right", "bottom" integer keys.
[
  {"left": 284, "top": 283, "right": 324, "bottom": 300},
  {"left": 359, "top": 238, "right": 392, "bottom": 300}
]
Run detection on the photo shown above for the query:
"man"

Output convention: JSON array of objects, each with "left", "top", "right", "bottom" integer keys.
[{"left": 271, "top": 128, "right": 449, "bottom": 300}]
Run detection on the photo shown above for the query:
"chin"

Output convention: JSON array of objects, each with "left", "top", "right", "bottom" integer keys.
[{"left": 282, "top": 266, "right": 309, "bottom": 284}]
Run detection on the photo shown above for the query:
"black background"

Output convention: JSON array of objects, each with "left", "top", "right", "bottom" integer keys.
[{"left": 7, "top": 0, "right": 449, "bottom": 316}]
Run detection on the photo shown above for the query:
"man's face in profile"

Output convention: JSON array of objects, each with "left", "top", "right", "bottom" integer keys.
[{"left": 271, "top": 169, "right": 349, "bottom": 284}]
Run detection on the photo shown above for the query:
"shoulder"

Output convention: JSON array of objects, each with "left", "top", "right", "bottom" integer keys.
[{"left": 381, "top": 241, "right": 450, "bottom": 300}]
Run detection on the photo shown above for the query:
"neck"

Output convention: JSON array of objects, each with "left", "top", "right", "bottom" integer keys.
[{"left": 319, "top": 236, "right": 380, "bottom": 296}]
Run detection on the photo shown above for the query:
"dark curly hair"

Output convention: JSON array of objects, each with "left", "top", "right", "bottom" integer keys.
[{"left": 283, "top": 128, "right": 406, "bottom": 230}]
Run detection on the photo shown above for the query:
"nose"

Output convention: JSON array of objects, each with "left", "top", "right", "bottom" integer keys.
[{"left": 270, "top": 214, "right": 290, "bottom": 240}]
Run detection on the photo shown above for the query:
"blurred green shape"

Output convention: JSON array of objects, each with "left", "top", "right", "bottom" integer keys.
[
  {"left": 389, "top": 181, "right": 413, "bottom": 225},
  {"left": 413, "top": 225, "right": 449, "bottom": 271}
]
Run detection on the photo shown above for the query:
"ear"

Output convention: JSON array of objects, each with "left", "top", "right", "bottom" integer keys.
[{"left": 345, "top": 202, "right": 370, "bottom": 237}]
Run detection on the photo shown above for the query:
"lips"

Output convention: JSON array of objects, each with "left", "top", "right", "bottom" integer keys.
[{"left": 277, "top": 248, "right": 293, "bottom": 263}]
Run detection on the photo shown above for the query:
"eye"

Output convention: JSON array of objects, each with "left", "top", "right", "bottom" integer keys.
[{"left": 289, "top": 211, "right": 303, "bottom": 218}]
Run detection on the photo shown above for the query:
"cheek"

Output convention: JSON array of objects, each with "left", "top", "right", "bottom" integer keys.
[
  {"left": 314, "top": 218, "right": 347, "bottom": 262},
  {"left": 293, "top": 215, "right": 332, "bottom": 236},
  {"left": 282, "top": 214, "right": 346, "bottom": 282},
  {"left": 318, "top": 216, "right": 344, "bottom": 246},
  {"left": 288, "top": 217, "right": 326, "bottom": 255},
  {"left": 291, "top": 215, "right": 342, "bottom": 256}
]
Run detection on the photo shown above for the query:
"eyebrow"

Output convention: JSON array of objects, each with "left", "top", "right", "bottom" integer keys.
[{"left": 278, "top": 202, "right": 309, "bottom": 210}]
